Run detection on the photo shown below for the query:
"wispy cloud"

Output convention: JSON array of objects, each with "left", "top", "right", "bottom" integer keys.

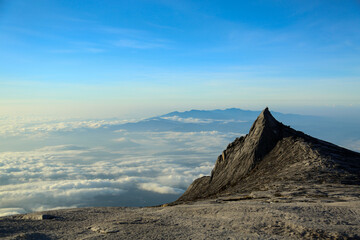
[
  {"left": 48, "top": 49, "right": 78, "bottom": 54},
  {"left": 113, "top": 39, "right": 167, "bottom": 49},
  {"left": 98, "top": 26, "right": 147, "bottom": 37},
  {"left": 49, "top": 47, "right": 105, "bottom": 54},
  {"left": 161, "top": 115, "right": 248, "bottom": 124},
  {"left": 0, "top": 117, "right": 131, "bottom": 137},
  {"left": 95, "top": 24, "right": 171, "bottom": 49},
  {"left": 55, "top": 15, "right": 98, "bottom": 24},
  {"left": 84, "top": 47, "right": 105, "bottom": 53},
  {"left": 161, "top": 116, "right": 214, "bottom": 123},
  {"left": 146, "top": 22, "right": 182, "bottom": 32}
]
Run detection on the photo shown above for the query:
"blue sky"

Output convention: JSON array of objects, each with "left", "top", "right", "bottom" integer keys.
[{"left": 1, "top": 0, "right": 360, "bottom": 118}]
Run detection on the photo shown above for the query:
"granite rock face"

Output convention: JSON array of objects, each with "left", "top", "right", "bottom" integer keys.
[{"left": 177, "top": 108, "right": 360, "bottom": 202}]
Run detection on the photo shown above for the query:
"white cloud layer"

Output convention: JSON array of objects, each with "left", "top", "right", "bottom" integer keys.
[
  {"left": 161, "top": 115, "right": 248, "bottom": 124},
  {"left": 138, "top": 183, "right": 184, "bottom": 194},
  {"left": 161, "top": 116, "right": 214, "bottom": 123},
  {"left": 0, "top": 125, "right": 239, "bottom": 216},
  {"left": 2, "top": 115, "right": 358, "bottom": 217},
  {"left": 0, "top": 116, "right": 135, "bottom": 137},
  {"left": 0, "top": 208, "right": 27, "bottom": 217}
]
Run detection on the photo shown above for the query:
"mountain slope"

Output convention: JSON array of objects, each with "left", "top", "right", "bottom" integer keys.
[{"left": 177, "top": 108, "right": 360, "bottom": 202}]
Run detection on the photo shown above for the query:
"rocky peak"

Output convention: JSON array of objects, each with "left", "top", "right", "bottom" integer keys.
[
  {"left": 176, "top": 108, "right": 360, "bottom": 203},
  {"left": 244, "top": 107, "right": 283, "bottom": 163},
  {"left": 248, "top": 107, "right": 279, "bottom": 135},
  {"left": 207, "top": 108, "right": 284, "bottom": 191}
]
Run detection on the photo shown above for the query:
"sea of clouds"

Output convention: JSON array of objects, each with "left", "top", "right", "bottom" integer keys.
[
  {"left": 2, "top": 112, "right": 359, "bottom": 217},
  {"left": 0, "top": 117, "right": 241, "bottom": 217}
]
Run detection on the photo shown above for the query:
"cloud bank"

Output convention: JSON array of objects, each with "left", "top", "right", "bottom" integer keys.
[
  {"left": 0, "top": 116, "right": 135, "bottom": 137},
  {"left": 2, "top": 111, "right": 359, "bottom": 217},
  {"left": 160, "top": 115, "right": 248, "bottom": 124},
  {"left": 0, "top": 122, "right": 239, "bottom": 216}
]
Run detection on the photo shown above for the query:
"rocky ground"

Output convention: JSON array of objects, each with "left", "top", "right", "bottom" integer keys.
[{"left": 1, "top": 185, "right": 359, "bottom": 240}]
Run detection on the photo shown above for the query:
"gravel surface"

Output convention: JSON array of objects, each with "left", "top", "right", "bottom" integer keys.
[{"left": 1, "top": 190, "right": 360, "bottom": 240}]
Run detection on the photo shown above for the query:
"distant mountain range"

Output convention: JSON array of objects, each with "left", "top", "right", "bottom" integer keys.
[
  {"left": 108, "top": 108, "right": 360, "bottom": 151},
  {"left": 111, "top": 108, "right": 321, "bottom": 133}
]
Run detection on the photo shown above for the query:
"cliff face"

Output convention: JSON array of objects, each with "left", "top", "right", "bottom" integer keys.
[{"left": 177, "top": 108, "right": 360, "bottom": 202}]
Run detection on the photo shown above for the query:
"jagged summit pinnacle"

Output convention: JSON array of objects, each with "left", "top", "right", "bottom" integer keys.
[
  {"left": 260, "top": 107, "right": 271, "bottom": 118},
  {"left": 248, "top": 107, "right": 279, "bottom": 134},
  {"left": 260, "top": 107, "right": 275, "bottom": 122},
  {"left": 247, "top": 107, "right": 281, "bottom": 143},
  {"left": 176, "top": 108, "right": 360, "bottom": 203}
]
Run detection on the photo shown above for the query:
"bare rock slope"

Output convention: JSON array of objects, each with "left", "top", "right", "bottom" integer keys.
[{"left": 177, "top": 108, "right": 360, "bottom": 202}]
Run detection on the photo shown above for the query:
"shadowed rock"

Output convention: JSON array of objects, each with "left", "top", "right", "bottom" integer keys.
[
  {"left": 22, "top": 214, "right": 58, "bottom": 220},
  {"left": 10, "top": 232, "right": 51, "bottom": 240},
  {"left": 176, "top": 108, "right": 360, "bottom": 202}
]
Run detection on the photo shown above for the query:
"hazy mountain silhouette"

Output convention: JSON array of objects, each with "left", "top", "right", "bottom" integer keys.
[
  {"left": 177, "top": 108, "right": 360, "bottom": 202},
  {"left": 108, "top": 108, "right": 360, "bottom": 151},
  {"left": 161, "top": 108, "right": 261, "bottom": 120},
  {"left": 111, "top": 108, "right": 322, "bottom": 133}
]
